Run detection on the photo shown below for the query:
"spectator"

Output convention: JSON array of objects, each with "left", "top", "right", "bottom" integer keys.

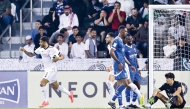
[
  {"left": 168, "top": 19, "right": 185, "bottom": 40},
  {"left": 12, "top": 0, "right": 22, "bottom": 22},
  {"left": 83, "top": 26, "right": 93, "bottom": 43},
  {"left": 85, "top": 29, "right": 98, "bottom": 58},
  {"left": 68, "top": 26, "right": 79, "bottom": 50},
  {"left": 83, "top": 0, "right": 101, "bottom": 27},
  {"left": 153, "top": 0, "right": 168, "bottom": 4},
  {"left": 100, "top": 0, "right": 115, "bottom": 15},
  {"left": 53, "top": 0, "right": 67, "bottom": 16},
  {"left": 51, "top": 5, "right": 79, "bottom": 40},
  {"left": 126, "top": 8, "right": 143, "bottom": 38},
  {"left": 135, "top": 21, "right": 148, "bottom": 58},
  {"left": 94, "top": 9, "right": 109, "bottom": 33},
  {"left": 68, "top": 0, "right": 86, "bottom": 26},
  {"left": 42, "top": 7, "right": 59, "bottom": 37},
  {"left": 108, "top": 1, "right": 126, "bottom": 35},
  {"left": 139, "top": 1, "right": 148, "bottom": 19},
  {"left": 11, "top": 2, "right": 16, "bottom": 22},
  {"left": 30, "top": 20, "right": 47, "bottom": 43},
  {"left": 117, "top": 0, "right": 134, "bottom": 19},
  {"left": 176, "top": 37, "right": 190, "bottom": 60},
  {"left": 54, "top": 34, "right": 69, "bottom": 59},
  {"left": 23, "top": 35, "right": 35, "bottom": 62},
  {"left": 70, "top": 33, "right": 85, "bottom": 59},
  {"left": 0, "top": 0, "right": 12, "bottom": 33},
  {"left": 49, "top": 28, "right": 69, "bottom": 45},
  {"left": 34, "top": 26, "right": 47, "bottom": 59},
  {"left": 163, "top": 36, "right": 177, "bottom": 58}
]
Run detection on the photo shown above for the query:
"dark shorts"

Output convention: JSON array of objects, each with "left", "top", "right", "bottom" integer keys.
[{"left": 170, "top": 100, "right": 186, "bottom": 108}]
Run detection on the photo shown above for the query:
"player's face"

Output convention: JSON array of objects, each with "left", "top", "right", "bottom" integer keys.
[
  {"left": 105, "top": 35, "right": 111, "bottom": 44},
  {"left": 39, "top": 40, "right": 46, "bottom": 48},
  {"left": 126, "top": 36, "right": 133, "bottom": 45},
  {"left": 166, "top": 78, "right": 173, "bottom": 85},
  {"left": 119, "top": 29, "right": 126, "bottom": 38},
  {"left": 57, "top": 36, "right": 63, "bottom": 43}
]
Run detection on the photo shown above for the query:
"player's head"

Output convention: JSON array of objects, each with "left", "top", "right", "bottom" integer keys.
[
  {"left": 57, "top": 34, "right": 64, "bottom": 43},
  {"left": 90, "top": 28, "right": 97, "bottom": 38},
  {"left": 39, "top": 36, "right": 49, "bottom": 48},
  {"left": 105, "top": 32, "right": 115, "bottom": 44},
  {"left": 124, "top": 34, "right": 133, "bottom": 45},
  {"left": 118, "top": 25, "right": 126, "bottom": 39},
  {"left": 76, "top": 33, "right": 83, "bottom": 43},
  {"left": 165, "top": 72, "right": 175, "bottom": 84}
]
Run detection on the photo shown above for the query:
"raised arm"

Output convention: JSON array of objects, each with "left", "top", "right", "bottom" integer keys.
[{"left": 19, "top": 47, "right": 35, "bottom": 57}]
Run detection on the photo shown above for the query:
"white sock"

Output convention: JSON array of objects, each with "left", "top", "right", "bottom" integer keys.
[
  {"left": 128, "top": 83, "right": 142, "bottom": 98},
  {"left": 106, "top": 80, "right": 115, "bottom": 98},
  {"left": 57, "top": 85, "right": 70, "bottom": 96},
  {"left": 41, "top": 86, "right": 48, "bottom": 102}
]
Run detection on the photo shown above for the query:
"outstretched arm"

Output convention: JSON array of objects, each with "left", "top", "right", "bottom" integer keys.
[
  {"left": 52, "top": 54, "right": 64, "bottom": 62},
  {"left": 19, "top": 47, "right": 35, "bottom": 57}
]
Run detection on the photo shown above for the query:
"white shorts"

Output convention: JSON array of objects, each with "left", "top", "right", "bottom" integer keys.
[{"left": 43, "top": 71, "right": 57, "bottom": 84}]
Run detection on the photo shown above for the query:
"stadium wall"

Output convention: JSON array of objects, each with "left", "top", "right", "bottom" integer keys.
[{"left": 0, "top": 71, "right": 189, "bottom": 108}]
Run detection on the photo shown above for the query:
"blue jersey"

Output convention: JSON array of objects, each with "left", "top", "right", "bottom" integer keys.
[
  {"left": 112, "top": 36, "right": 125, "bottom": 64},
  {"left": 124, "top": 44, "right": 138, "bottom": 68}
]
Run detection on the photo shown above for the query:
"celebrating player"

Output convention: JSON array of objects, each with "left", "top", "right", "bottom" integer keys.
[
  {"left": 105, "top": 32, "right": 116, "bottom": 99},
  {"left": 108, "top": 25, "right": 143, "bottom": 109},
  {"left": 123, "top": 34, "right": 142, "bottom": 108},
  {"left": 144, "top": 72, "right": 186, "bottom": 109},
  {"left": 19, "top": 36, "right": 74, "bottom": 108}
]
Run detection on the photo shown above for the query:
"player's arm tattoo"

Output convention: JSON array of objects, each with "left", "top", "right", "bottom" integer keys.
[{"left": 23, "top": 50, "right": 35, "bottom": 57}]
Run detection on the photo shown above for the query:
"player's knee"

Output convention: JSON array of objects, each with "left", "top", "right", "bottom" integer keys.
[
  {"left": 51, "top": 83, "right": 58, "bottom": 89},
  {"left": 40, "top": 81, "right": 47, "bottom": 87},
  {"left": 156, "top": 92, "right": 163, "bottom": 98}
]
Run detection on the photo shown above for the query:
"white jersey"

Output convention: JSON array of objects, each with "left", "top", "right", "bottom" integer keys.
[{"left": 34, "top": 46, "right": 60, "bottom": 72}]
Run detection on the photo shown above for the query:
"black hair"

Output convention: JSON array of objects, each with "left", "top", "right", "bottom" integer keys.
[
  {"left": 118, "top": 25, "right": 125, "bottom": 31},
  {"left": 38, "top": 26, "right": 44, "bottom": 30},
  {"left": 72, "top": 26, "right": 79, "bottom": 30},
  {"left": 36, "top": 20, "right": 42, "bottom": 24},
  {"left": 90, "top": 28, "right": 97, "bottom": 32},
  {"left": 88, "top": 26, "right": 93, "bottom": 29},
  {"left": 114, "top": 1, "right": 121, "bottom": 6},
  {"left": 40, "top": 36, "right": 49, "bottom": 43},
  {"left": 60, "top": 28, "right": 67, "bottom": 34},
  {"left": 107, "top": 32, "right": 116, "bottom": 38},
  {"left": 165, "top": 72, "right": 175, "bottom": 80},
  {"left": 179, "top": 37, "right": 186, "bottom": 41},
  {"left": 57, "top": 34, "right": 64, "bottom": 38},
  {"left": 76, "top": 33, "right": 83, "bottom": 38}
]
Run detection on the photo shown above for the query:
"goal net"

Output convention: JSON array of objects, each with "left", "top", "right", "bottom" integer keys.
[{"left": 148, "top": 5, "right": 190, "bottom": 107}]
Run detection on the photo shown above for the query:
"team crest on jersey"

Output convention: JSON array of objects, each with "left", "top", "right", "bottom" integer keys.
[{"left": 113, "top": 43, "right": 117, "bottom": 47}]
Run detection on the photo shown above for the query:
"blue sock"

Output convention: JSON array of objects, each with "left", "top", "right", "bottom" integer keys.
[
  {"left": 132, "top": 91, "right": 137, "bottom": 102},
  {"left": 112, "top": 84, "right": 125, "bottom": 101},
  {"left": 118, "top": 93, "right": 123, "bottom": 106},
  {"left": 125, "top": 88, "right": 130, "bottom": 102}
]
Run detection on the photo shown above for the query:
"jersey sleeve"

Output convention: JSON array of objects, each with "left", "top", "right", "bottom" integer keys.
[
  {"left": 176, "top": 81, "right": 182, "bottom": 88},
  {"left": 34, "top": 47, "right": 41, "bottom": 55},
  {"left": 111, "top": 39, "right": 118, "bottom": 50},
  {"left": 50, "top": 47, "right": 60, "bottom": 60},
  {"left": 159, "top": 83, "right": 167, "bottom": 91}
]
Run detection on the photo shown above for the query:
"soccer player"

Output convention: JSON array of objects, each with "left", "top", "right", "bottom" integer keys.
[
  {"left": 19, "top": 36, "right": 74, "bottom": 108},
  {"left": 123, "top": 34, "right": 142, "bottom": 108},
  {"left": 105, "top": 32, "right": 116, "bottom": 99},
  {"left": 108, "top": 25, "right": 143, "bottom": 109},
  {"left": 144, "top": 72, "right": 186, "bottom": 109}
]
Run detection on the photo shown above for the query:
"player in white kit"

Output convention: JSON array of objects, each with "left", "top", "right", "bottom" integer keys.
[
  {"left": 19, "top": 36, "right": 74, "bottom": 108},
  {"left": 105, "top": 32, "right": 116, "bottom": 99}
]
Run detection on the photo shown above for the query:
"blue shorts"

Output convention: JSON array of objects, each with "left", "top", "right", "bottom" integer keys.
[
  {"left": 129, "top": 67, "right": 141, "bottom": 82},
  {"left": 113, "top": 62, "right": 127, "bottom": 80}
]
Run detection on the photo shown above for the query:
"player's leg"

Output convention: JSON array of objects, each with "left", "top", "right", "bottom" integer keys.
[
  {"left": 106, "top": 67, "right": 115, "bottom": 98},
  {"left": 170, "top": 95, "right": 185, "bottom": 108}
]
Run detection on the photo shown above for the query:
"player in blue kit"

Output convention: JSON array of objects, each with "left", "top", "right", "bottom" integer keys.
[
  {"left": 124, "top": 34, "right": 142, "bottom": 108},
  {"left": 108, "top": 25, "right": 143, "bottom": 109}
]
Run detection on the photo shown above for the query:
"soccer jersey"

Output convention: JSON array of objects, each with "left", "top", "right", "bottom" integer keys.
[
  {"left": 124, "top": 44, "right": 138, "bottom": 68},
  {"left": 111, "top": 36, "right": 125, "bottom": 64},
  {"left": 159, "top": 81, "right": 184, "bottom": 99},
  {"left": 34, "top": 46, "right": 60, "bottom": 72}
]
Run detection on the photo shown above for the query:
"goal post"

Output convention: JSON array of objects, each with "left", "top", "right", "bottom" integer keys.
[{"left": 148, "top": 5, "right": 190, "bottom": 99}]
